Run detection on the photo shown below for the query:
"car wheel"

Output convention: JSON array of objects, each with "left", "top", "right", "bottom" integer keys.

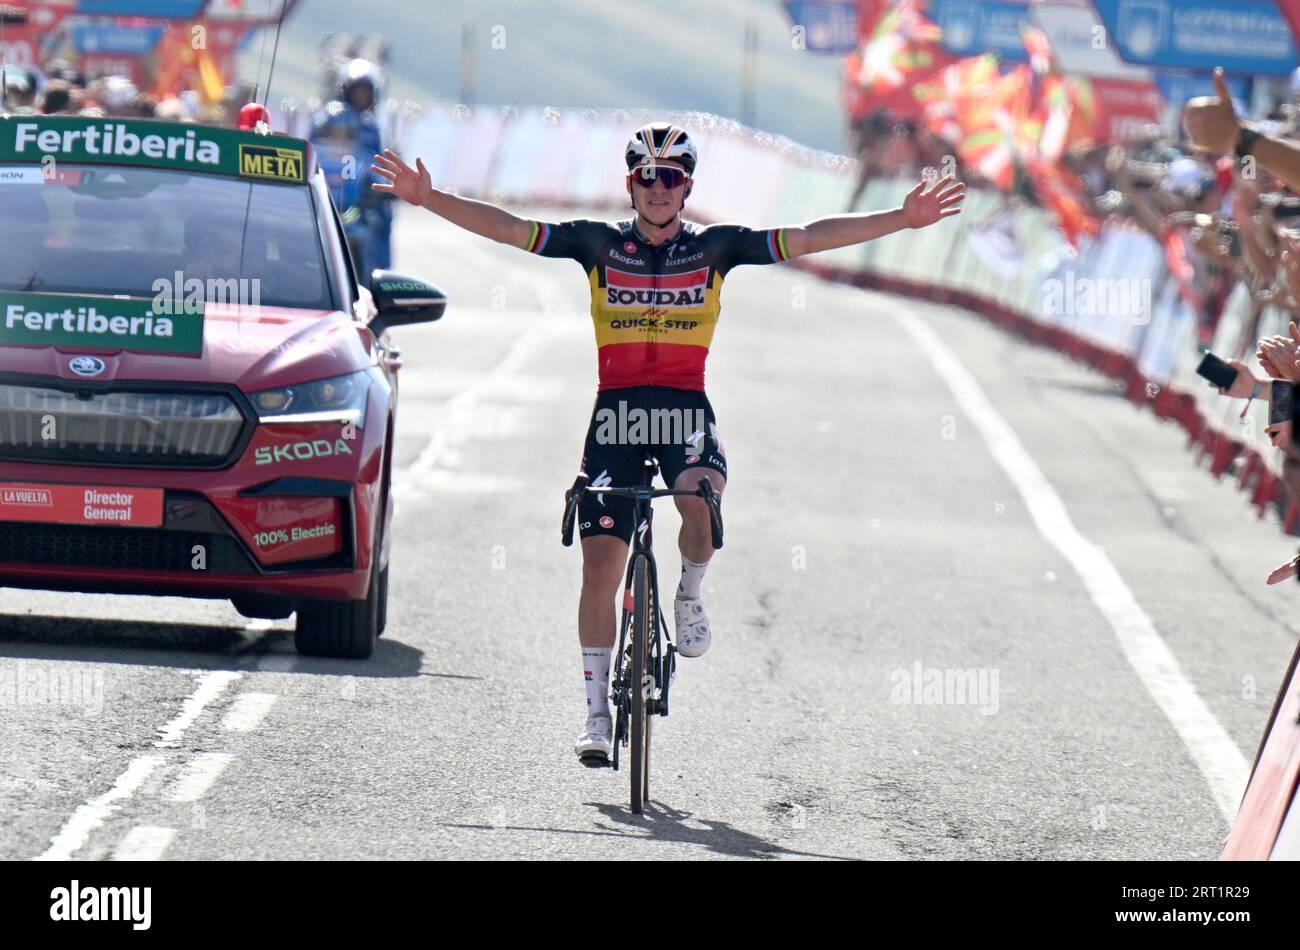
[
  {"left": 375, "top": 564, "right": 389, "bottom": 637},
  {"left": 295, "top": 539, "right": 382, "bottom": 660}
]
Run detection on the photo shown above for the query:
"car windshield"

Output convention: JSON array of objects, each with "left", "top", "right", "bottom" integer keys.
[{"left": 0, "top": 163, "right": 333, "bottom": 310}]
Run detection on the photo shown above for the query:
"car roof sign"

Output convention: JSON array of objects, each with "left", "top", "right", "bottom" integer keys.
[{"left": 0, "top": 115, "right": 309, "bottom": 184}]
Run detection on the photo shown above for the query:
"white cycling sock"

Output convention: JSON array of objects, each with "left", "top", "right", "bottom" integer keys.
[
  {"left": 677, "top": 556, "right": 710, "bottom": 600},
  {"left": 582, "top": 647, "right": 612, "bottom": 716}
]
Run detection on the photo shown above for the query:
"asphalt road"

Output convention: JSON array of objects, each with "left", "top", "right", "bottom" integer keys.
[{"left": 2, "top": 205, "right": 1297, "bottom": 860}]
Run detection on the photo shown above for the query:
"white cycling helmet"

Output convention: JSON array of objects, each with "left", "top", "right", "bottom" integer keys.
[
  {"left": 625, "top": 123, "right": 697, "bottom": 175},
  {"left": 337, "top": 58, "right": 382, "bottom": 101}
]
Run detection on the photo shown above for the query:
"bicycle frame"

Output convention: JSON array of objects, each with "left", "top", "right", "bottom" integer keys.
[
  {"left": 608, "top": 483, "right": 675, "bottom": 774},
  {"left": 560, "top": 461, "right": 722, "bottom": 809}
]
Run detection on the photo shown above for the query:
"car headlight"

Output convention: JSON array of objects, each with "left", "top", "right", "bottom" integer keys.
[{"left": 251, "top": 370, "right": 370, "bottom": 426}]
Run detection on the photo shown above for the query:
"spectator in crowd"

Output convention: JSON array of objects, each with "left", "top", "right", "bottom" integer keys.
[
  {"left": 2, "top": 66, "right": 38, "bottom": 113},
  {"left": 39, "top": 80, "right": 73, "bottom": 116}
]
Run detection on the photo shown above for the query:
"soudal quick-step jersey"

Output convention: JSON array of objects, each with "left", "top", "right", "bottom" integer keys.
[{"left": 525, "top": 218, "right": 791, "bottom": 391}]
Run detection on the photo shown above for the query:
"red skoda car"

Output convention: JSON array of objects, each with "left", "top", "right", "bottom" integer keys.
[{"left": 0, "top": 115, "right": 444, "bottom": 659}]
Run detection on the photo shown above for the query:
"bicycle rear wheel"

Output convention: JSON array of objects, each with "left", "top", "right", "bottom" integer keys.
[{"left": 630, "top": 553, "right": 654, "bottom": 814}]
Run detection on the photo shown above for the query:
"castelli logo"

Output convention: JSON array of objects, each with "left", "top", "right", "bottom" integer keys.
[
  {"left": 624, "top": 242, "right": 637, "bottom": 253},
  {"left": 599, "top": 515, "right": 614, "bottom": 528}
]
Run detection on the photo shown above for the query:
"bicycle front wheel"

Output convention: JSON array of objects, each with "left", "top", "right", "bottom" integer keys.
[{"left": 630, "top": 553, "right": 654, "bottom": 814}]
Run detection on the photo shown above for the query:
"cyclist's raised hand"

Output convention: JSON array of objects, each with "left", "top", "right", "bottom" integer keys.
[
  {"left": 903, "top": 174, "right": 965, "bottom": 229},
  {"left": 371, "top": 149, "right": 432, "bottom": 207}
]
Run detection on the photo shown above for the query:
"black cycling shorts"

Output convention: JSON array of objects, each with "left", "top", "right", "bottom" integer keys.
[{"left": 575, "top": 385, "right": 728, "bottom": 543}]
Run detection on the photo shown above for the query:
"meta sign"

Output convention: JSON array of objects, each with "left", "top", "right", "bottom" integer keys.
[{"left": 1091, "top": 0, "right": 1298, "bottom": 76}]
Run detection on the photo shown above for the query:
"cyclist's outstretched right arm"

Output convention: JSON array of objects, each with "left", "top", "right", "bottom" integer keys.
[{"left": 371, "top": 150, "right": 533, "bottom": 249}]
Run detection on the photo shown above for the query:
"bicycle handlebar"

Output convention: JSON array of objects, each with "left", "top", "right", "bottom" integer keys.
[
  {"left": 697, "top": 477, "right": 724, "bottom": 550},
  {"left": 560, "top": 474, "right": 724, "bottom": 549},
  {"left": 561, "top": 473, "right": 588, "bottom": 547}
]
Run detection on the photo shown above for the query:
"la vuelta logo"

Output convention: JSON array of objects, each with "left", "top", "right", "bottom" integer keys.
[
  {"left": 1, "top": 487, "right": 52, "bottom": 506},
  {"left": 605, "top": 267, "right": 709, "bottom": 309}
]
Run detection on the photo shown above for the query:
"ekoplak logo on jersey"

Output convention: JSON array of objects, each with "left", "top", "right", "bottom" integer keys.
[
  {"left": 0, "top": 116, "right": 307, "bottom": 182},
  {"left": 0, "top": 292, "right": 204, "bottom": 355}
]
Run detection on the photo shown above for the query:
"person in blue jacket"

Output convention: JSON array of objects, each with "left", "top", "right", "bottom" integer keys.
[{"left": 311, "top": 59, "right": 392, "bottom": 277}]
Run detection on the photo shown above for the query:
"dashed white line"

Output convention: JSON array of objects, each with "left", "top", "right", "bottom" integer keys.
[
  {"left": 220, "top": 692, "right": 278, "bottom": 732},
  {"left": 112, "top": 826, "right": 176, "bottom": 861},
  {"left": 896, "top": 309, "right": 1249, "bottom": 822},
  {"left": 167, "top": 753, "right": 235, "bottom": 803},
  {"left": 35, "top": 756, "right": 165, "bottom": 861},
  {"left": 401, "top": 327, "right": 554, "bottom": 480},
  {"left": 154, "top": 670, "right": 242, "bottom": 748},
  {"left": 36, "top": 668, "right": 243, "bottom": 860}
]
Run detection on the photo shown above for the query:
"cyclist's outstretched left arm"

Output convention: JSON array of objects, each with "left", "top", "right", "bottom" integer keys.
[{"left": 782, "top": 174, "right": 965, "bottom": 258}]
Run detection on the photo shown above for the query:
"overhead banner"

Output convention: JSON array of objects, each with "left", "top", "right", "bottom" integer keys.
[
  {"left": 1090, "top": 77, "right": 1165, "bottom": 141},
  {"left": 783, "top": 0, "right": 858, "bottom": 53},
  {"left": 1030, "top": 1, "right": 1151, "bottom": 81},
  {"left": 1091, "top": 0, "right": 1298, "bottom": 76},
  {"left": 0, "top": 2, "right": 76, "bottom": 68},
  {"left": 74, "top": 0, "right": 207, "bottom": 15},
  {"left": 71, "top": 23, "right": 166, "bottom": 54},
  {"left": 928, "top": 0, "right": 1030, "bottom": 62}
]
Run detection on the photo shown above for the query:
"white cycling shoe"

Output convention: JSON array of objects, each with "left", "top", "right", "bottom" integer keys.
[
  {"left": 674, "top": 596, "right": 711, "bottom": 658},
  {"left": 574, "top": 713, "right": 613, "bottom": 766}
]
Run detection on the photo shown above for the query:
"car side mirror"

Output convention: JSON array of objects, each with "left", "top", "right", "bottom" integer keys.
[{"left": 368, "top": 270, "right": 447, "bottom": 337}]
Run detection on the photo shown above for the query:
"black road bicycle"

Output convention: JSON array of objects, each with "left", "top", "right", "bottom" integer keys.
[{"left": 561, "top": 460, "right": 723, "bottom": 814}]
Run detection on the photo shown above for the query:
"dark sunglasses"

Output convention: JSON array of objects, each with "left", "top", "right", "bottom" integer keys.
[{"left": 630, "top": 165, "right": 689, "bottom": 189}]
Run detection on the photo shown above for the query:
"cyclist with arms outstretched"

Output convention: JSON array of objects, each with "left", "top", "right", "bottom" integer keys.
[{"left": 372, "top": 123, "right": 964, "bottom": 764}]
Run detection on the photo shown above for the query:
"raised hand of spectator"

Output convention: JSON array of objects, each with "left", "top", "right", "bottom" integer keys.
[
  {"left": 1281, "top": 235, "right": 1300, "bottom": 307},
  {"left": 1214, "top": 359, "right": 1264, "bottom": 398},
  {"left": 1267, "top": 419, "right": 1294, "bottom": 448},
  {"left": 1257, "top": 333, "right": 1300, "bottom": 380},
  {"left": 1183, "top": 70, "right": 1241, "bottom": 155}
]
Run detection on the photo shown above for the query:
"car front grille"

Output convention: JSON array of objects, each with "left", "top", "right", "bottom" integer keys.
[
  {"left": 0, "top": 384, "right": 247, "bottom": 468},
  {"left": 0, "top": 521, "right": 256, "bottom": 574}
]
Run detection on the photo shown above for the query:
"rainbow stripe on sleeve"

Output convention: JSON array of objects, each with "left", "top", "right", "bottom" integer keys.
[
  {"left": 766, "top": 228, "right": 790, "bottom": 262},
  {"left": 526, "top": 221, "right": 550, "bottom": 253}
]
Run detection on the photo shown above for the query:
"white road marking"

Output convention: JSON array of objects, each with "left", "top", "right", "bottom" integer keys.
[
  {"left": 112, "top": 826, "right": 176, "bottom": 861},
  {"left": 220, "top": 692, "right": 278, "bottom": 732},
  {"left": 395, "top": 274, "right": 583, "bottom": 496},
  {"left": 896, "top": 309, "right": 1249, "bottom": 822},
  {"left": 154, "top": 670, "right": 242, "bottom": 748},
  {"left": 167, "top": 753, "right": 235, "bottom": 803},
  {"left": 36, "top": 668, "right": 243, "bottom": 860},
  {"left": 35, "top": 755, "right": 165, "bottom": 861},
  {"left": 399, "top": 327, "right": 554, "bottom": 481}
]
